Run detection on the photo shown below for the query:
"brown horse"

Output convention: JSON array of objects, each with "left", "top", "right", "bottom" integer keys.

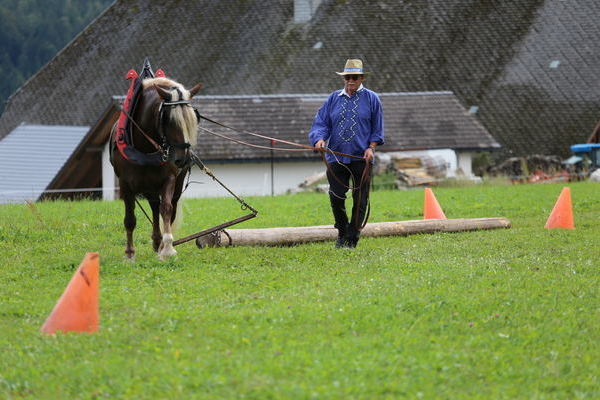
[{"left": 111, "top": 77, "right": 202, "bottom": 260}]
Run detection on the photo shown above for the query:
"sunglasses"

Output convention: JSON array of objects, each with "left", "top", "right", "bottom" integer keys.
[{"left": 344, "top": 74, "right": 363, "bottom": 81}]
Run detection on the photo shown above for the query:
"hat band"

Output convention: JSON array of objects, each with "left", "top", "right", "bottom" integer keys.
[{"left": 344, "top": 67, "right": 363, "bottom": 73}]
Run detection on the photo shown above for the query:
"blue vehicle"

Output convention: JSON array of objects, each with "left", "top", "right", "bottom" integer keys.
[
  {"left": 564, "top": 143, "right": 600, "bottom": 175},
  {"left": 571, "top": 143, "right": 600, "bottom": 166}
]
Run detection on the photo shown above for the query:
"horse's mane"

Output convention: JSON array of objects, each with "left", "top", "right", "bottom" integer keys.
[
  {"left": 142, "top": 77, "right": 198, "bottom": 145},
  {"left": 142, "top": 77, "right": 181, "bottom": 90}
]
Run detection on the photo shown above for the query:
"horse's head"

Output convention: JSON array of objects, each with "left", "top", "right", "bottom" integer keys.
[{"left": 142, "top": 78, "right": 202, "bottom": 168}]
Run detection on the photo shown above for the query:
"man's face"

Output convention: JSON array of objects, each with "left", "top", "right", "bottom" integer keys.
[{"left": 343, "top": 74, "right": 365, "bottom": 94}]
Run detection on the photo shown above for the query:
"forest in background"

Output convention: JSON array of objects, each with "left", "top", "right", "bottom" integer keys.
[{"left": 0, "top": 0, "right": 113, "bottom": 113}]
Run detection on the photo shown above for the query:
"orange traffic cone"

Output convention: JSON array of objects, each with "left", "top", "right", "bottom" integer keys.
[
  {"left": 545, "top": 187, "right": 574, "bottom": 229},
  {"left": 41, "top": 253, "right": 100, "bottom": 334},
  {"left": 423, "top": 188, "right": 447, "bottom": 219}
]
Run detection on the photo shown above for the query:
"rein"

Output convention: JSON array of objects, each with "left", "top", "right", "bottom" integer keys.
[
  {"left": 196, "top": 112, "right": 373, "bottom": 230},
  {"left": 197, "top": 113, "right": 370, "bottom": 190},
  {"left": 197, "top": 114, "right": 365, "bottom": 160}
]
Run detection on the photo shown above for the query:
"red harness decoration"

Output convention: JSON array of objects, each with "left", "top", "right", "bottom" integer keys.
[{"left": 114, "top": 66, "right": 166, "bottom": 165}]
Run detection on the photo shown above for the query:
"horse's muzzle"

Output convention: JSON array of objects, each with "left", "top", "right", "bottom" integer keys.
[{"left": 169, "top": 142, "right": 191, "bottom": 168}]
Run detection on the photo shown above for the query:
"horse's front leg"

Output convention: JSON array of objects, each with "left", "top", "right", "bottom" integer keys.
[
  {"left": 122, "top": 190, "right": 136, "bottom": 260},
  {"left": 158, "top": 176, "right": 177, "bottom": 260},
  {"left": 147, "top": 196, "right": 162, "bottom": 252}
]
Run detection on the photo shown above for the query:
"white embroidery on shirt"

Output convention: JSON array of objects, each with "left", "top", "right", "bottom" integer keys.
[{"left": 338, "top": 91, "right": 360, "bottom": 142}]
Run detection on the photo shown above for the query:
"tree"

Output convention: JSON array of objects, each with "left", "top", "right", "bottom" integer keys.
[{"left": 0, "top": 0, "right": 113, "bottom": 113}]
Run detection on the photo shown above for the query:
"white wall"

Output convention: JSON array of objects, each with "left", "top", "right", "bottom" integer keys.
[
  {"left": 102, "top": 141, "right": 116, "bottom": 200},
  {"left": 457, "top": 152, "right": 475, "bottom": 176},
  {"left": 182, "top": 160, "right": 324, "bottom": 198}
]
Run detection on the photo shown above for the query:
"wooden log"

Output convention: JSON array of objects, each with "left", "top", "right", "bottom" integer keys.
[{"left": 195, "top": 217, "right": 511, "bottom": 248}]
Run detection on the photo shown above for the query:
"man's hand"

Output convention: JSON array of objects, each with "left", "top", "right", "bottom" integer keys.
[
  {"left": 315, "top": 139, "right": 326, "bottom": 150},
  {"left": 364, "top": 147, "right": 375, "bottom": 162}
]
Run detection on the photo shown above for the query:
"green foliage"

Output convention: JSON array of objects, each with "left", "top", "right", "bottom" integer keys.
[
  {"left": 0, "top": 182, "right": 598, "bottom": 398},
  {"left": 0, "top": 0, "right": 112, "bottom": 112}
]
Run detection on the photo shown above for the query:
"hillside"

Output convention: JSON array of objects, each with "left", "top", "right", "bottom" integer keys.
[{"left": 0, "top": 0, "right": 113, "bottom": 112}]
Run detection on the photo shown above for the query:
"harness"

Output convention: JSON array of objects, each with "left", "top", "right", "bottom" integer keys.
[{"left": 113, "top": 60, "right": 192, "bottom": 166}]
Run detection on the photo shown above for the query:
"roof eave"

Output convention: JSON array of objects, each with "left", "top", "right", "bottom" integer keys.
[{"left": 46, "top": 101, "right": 119, "bottom": 192}]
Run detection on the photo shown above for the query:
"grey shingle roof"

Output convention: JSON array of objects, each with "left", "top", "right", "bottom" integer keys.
[
  {"left": 0, "top": 125, "right": 89, "bottom": 203},
  {"left": 1, "top": 0, "right": 598, "bottom": 157}
]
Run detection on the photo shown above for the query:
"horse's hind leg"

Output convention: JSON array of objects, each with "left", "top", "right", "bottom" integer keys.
[{"left": 122, "top": 191, "right": 137, "bottom": 259}]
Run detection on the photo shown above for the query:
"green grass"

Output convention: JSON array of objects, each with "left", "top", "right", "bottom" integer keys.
[{"left": 0, "top": 182, "right": 598, "bottom": 399}]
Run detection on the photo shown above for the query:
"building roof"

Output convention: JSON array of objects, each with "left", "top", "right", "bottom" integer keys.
[
  {"left": 1, "top": 0, "right": 599, "bottom": 157},
  {"left": 0, "top": 125, "right": 89, "bottom": 203}
]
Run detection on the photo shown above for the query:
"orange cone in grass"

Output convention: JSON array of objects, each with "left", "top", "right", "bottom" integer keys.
[
  {"left": 41, "top": 253, "right": 100, "bottom": 334},
  {"left": 423, "top": 188, "right": 447, "bottom": 219},
  {"left": 545, "top": 187, "right": 574, "bottom": 229}
]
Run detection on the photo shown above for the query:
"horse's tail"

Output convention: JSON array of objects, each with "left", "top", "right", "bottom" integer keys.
[
  {"left": 159, "top": 199, "right": 184, "bottom": 235},
  {"left": 171, "top": 199, "right": 184, "bottom": 234}
]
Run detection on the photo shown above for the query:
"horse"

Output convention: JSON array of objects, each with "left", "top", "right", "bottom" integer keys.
[{"left": 111, "top": 76, "right": 202, "bottom": 260}]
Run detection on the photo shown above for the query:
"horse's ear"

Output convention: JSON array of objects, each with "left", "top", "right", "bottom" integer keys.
[
  {"left": 189, "top": 83, "right": 203, "bottom": 98},
  {"left": 154, "top": 84, "right": 171, "bottom": 101}
]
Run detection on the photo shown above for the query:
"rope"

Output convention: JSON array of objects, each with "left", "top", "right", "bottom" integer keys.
[
  {"left": 199, "top": 126, "right": 307, "bottom": 152},
  {"left": 135, "top": 197, "right": 153, "bottom": 225},
  {"left": 198, "top": 114, "right": 364, "bottom": 160}
]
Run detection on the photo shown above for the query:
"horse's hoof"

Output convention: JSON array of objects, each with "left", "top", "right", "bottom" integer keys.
[{"left": 158, "top": 248, "right": 177, "bottom": 261}]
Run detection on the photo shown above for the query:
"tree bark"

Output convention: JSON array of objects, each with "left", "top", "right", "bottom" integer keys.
[{"left": 195, "top": 217, "right": 511, "bottom": 248}]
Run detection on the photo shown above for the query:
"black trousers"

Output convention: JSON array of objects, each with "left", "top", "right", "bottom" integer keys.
[{"left": 327, "top": 161, "right": 372, "bottom": 234}]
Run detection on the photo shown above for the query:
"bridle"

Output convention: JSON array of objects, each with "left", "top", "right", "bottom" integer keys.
[{"left": 156, "top": 97, "right": 195, "bottom": 163}]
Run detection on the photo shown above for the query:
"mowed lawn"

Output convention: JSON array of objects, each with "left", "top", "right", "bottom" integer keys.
[{"left": 0, "top": 182, "right": 598, "bottom": 399}]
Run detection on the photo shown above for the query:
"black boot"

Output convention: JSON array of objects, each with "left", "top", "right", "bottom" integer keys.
[
  {"left": 345, "top": 223, "right": 360, "bottom": 248},
  {"left": 335, "top": 226, "right": 348, "bottom": 248},
  {"left": 330, "top": 196, "right": 349, "bottom": 248}
]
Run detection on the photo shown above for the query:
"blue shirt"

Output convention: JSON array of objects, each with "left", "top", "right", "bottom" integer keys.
[{"left": 309, "top": 86, "right": 384, "bottom": 164}]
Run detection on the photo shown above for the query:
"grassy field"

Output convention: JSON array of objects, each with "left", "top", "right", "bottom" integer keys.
[{"left": 0, "top": 182, "right": 598, "bottom": 399}]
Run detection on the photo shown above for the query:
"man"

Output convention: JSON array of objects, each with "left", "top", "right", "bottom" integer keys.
[{"left": 309, "top": 59, "right": 384, "bottom": 248}]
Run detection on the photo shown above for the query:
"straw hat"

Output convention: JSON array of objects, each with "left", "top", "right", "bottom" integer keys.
[{"left": 335, "top": 59, "right": 369, "bottom": 75}]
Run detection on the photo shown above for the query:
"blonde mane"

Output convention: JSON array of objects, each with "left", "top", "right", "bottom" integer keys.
[{"left": 143, "top": 78, "right": 198, "bottom": 145}]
